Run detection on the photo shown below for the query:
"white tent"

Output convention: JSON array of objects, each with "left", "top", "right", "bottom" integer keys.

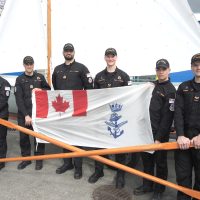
[
  {"left": 0, "top": 0, "right": 47, "bottom": 74},
  {"left": 0, "top": 0, "right": 200, "bottom": 77}
]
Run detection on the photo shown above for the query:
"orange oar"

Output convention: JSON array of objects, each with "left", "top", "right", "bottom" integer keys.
[
  {"left": 0, "top": 142, "right": 191, "bottom": 163},
  {"left": 0, "top": 119, "right": 199, "bottom": 199}
]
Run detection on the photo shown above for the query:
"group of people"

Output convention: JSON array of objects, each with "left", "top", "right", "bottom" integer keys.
[{"left": 0, "top": 43, "right": 200, "bottom": 200}]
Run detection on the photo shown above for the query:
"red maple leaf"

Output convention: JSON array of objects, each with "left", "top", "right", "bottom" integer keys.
[{"left": 52, "top": 94, "right": 69, "bottom": 113}]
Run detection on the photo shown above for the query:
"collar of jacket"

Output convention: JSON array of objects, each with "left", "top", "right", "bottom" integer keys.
[
  {"left": 64, "top": 59, "right": 75, "bottom": 67},
  {"left": 104, "top": 67, "right": 118, "bottom": 75},
  {"left": 24, "top": 71, "right": 36, "bottom": 78},
  {"left": 154, "top": 79, "right": 170, "bottom": 86},
  {"left": 190, "top": 78, "right": 200, "bottom": 91}
]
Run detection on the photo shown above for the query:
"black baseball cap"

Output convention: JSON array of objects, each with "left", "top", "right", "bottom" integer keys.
[
  {"left": 63, "top": 43, "right": 74, "bottom": 51},
  {"left": 156, "top": 59, "right": 170, "bottom": 69},
  {"left": 105, "top": 48, "right": 117, "bottom": 56},
  {"left": 23, "top": 56, "right": 34, "bottom": 65},
  {"left": 191, "top": 53, "right": 200, "bottom": 64}
]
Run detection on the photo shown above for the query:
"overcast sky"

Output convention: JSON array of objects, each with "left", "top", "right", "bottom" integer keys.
[{"left": 188, "top": 0, "right": 200, "bottom": 13}]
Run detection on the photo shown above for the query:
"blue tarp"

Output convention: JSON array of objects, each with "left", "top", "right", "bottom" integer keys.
[{"left": 170, "top": 70, "right": 193, "bottom": 82}]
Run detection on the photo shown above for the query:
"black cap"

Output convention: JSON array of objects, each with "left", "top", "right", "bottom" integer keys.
[
  {"left": 191, "top": 53, "right": 200, "bottom": 64},
  {"left": 105, "top": 48, "right": 117, "bottom": 56},
  {"left": 156, "top": 59, "right": 169, "bottom": 69},
  {"left": 63, "top": 43, "right": 74, "bottom": 51},
  {"left": 23, "top": 56, "right": 34, "bottom": 65}
]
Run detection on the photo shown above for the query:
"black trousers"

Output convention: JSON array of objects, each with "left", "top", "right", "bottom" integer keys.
[
  {"left": 0, "top": 122, "right": 8, "bottom": 160},
  {"left": 18, "top": 117, "right": 45, "bottom": 157},
  {"left": 62, "top": 148, "right": 82, "bottom": 169},
  {"left": 141, "top": 150, "right": 168, "bottom": 193},
  {"left": 94, "top": 152, "right": 126, "bottom": 176},
  {"left": 175, "top": 149, "right": 200, "bottom": 200}
]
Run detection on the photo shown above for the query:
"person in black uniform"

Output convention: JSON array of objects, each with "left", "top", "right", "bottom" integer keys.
[
  {"left": 0, "top": 76, "right": 11, "bottom": 170},
  {"left": 174, "top": 53, "right": 200, "bottom": 200},
  {"left": 134, "top": 59, "right": 176, "bottom": 200},
  {"left": 52, "top": 43, "right": 93, "bottom": 179},
  {"left": 88, "top": 48, "right": 130, "bottom": 188},
  {"left": 14, "top": 56, "right": 50, "bottom": 170}
]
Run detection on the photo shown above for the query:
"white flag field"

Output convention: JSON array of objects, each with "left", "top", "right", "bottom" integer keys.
[{"left": 32, "top": 83, "right": 154, "bottom": 148}]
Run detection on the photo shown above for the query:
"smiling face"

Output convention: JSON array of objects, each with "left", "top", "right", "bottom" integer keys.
[
  {"left": 191, "top": 61, "right": 200, "bottom": 78},
  {"left": 156, "top": 67, "right": 170, "bottom": 82},
  {"left": 104, "top": 54, "right": 117, "bottom": 67},
  {"left": 24, "top": 63, "right": 34, "bottom": 76}
]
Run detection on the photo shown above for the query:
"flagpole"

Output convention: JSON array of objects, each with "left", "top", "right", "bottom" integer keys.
[
  {"left": 47, "top": 0, "right": 52, "bottom": 85},
  {"left": 0, "top": 119, "right": 199, "bottom": 199}
]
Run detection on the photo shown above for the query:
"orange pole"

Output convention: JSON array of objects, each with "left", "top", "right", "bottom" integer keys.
[
  {"left": 47, "top": 0, "right": 52, "bottom": 85},
  {"left": 0, "top": 119, "right": 199, "bottom": 199},
  {"left": 0, "top": 156, "right": 200, "bottom": 199},
  {"left": 0, "top": 142, "right": 191, "bottom": 163}
]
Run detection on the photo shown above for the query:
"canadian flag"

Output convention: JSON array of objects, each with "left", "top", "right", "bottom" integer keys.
[
  {"left": 32, "top": 83, "right": 154, "bottom": 148},
  {"left": 35, "top": 90, "right": 88, "bottom": 118}
]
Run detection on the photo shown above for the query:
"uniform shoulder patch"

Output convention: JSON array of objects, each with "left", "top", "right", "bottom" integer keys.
[
  {"left": 86, "top": 73, "right": 91, "bottom": 78},
  {"left": 169, "top": 98, "right": 175, "bottom": 111},
  {"left": 5, "top": 86, "right": 11, "bottom": 91},
  {"left": 88, "top": 77, "right": 93, "bottom": 83},
  {"left": 128, "top": 81, "right": 132, "bottom": 86}
]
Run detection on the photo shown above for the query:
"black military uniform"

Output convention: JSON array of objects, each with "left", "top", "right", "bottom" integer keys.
[
  {"left": 0, "top": 76, "right": 11, "bottom": 170},
  {"left": 88, "top": 66, "right": 130, "bottom": 188},
  {"left": 140, "top": 80, "right": 175, "bottom": 193},
  {"left": 175, "top": 78, "right": 200, "bottom": 200},
  {"left": 52, "top": 60, "right": 93, "bottom": 177},
  {"left": 52, "top": 61, "right": 93, "bottom": 90},
  {"left": 94, "top": 67, "right": 130, "bottom": 88},
  {"left": 134, "top": 59, "right": 176, "bottom": 200},
  {"left": 15, "top": 71, "right": 50, "bottom": 168}
]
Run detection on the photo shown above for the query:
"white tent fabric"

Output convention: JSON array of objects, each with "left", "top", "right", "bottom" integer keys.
[
  {"left": 0, "top": 0, "right": 200, "bottom": 76},
  {"left": 0, "top": 0, "right": 47, "bottom": 73},
  {"left": 51, "top": 0, "right": 200, "bottom": 76}
]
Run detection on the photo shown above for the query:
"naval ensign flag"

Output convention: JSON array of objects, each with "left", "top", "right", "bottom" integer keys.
[{"left": 32, "top": 83, "right": 154, "bottom": 148}]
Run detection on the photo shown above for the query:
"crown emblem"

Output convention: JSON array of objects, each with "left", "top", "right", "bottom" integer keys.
[
  {"left": 106, "top": 103, "right": 127, "bottom": 139},
  {"left": 109, "top": 103, "right": 122, "bottom": 112}
]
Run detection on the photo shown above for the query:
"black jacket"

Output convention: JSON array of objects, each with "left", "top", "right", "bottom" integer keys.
[
  {"left": 52, "top": 60, "right": 93, "bottom": 90},
  {"left": 0, "top": 76, "right": 11, "bottom": 118},
  {"left": 94, "top": 67, "right": 130, "bottom": 89},
  {"left": 150, "top": 80, "right": 176, "bottom": 142},
  {"left": 175, "top": 78, "right": 200, "bottom": 138},
  {"left": 14, "top": 72, "right": 50, "bottom": 117}
]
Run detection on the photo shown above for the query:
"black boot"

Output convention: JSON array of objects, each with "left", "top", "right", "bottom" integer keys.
[
  {"left": 74, "top": 168, "right": 82, "bottom": 179},
  {"left": 116, "top": 171, "right": 125, "bottom": 189},
  {"left": 133, "top": 185, "right": 153, "bottom": 195},
  {"left": 35, "top": 160, "right": 43, "bottom": 170},
  {"left": 56, "top": 163, "right": 74, "bottom": 174},
  {"left": 17, "top": 161, "right": 32, "bottom": 170},
  {"left": 88, "top": 170, "right": 104, "bottom": 183},
  {"left": 0, "top": 162, "right": 5, "bottom": 170},
  {"left": 152, "top": 192, "right": 162, "bottom": 200}
]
